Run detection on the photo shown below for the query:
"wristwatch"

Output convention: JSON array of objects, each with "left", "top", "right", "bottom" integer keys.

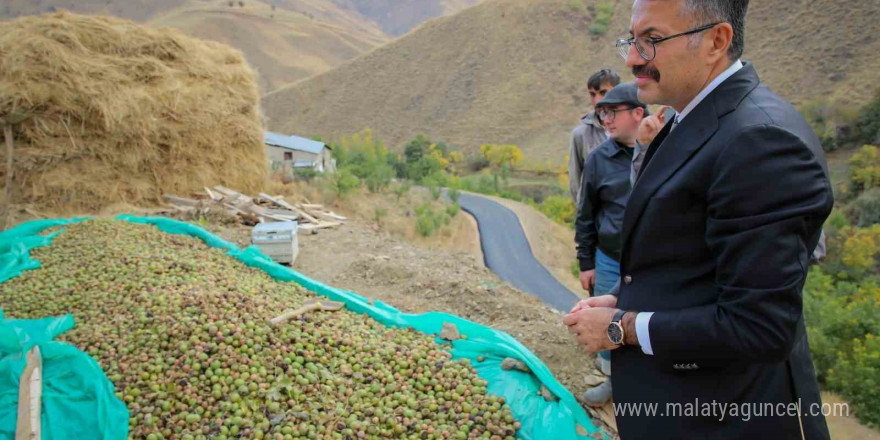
[{"left": 607, "top": 310, "right": 627, "bottom": 346}]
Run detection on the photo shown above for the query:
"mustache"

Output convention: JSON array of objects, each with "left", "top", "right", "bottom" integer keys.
[{"left": 632, "top": 65, "right": 660, "bottom": 82}]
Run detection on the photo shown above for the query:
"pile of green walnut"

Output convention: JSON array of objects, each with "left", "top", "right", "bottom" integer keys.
[{"left": 1, "top": 220, "right": 520, "bottom": 440}]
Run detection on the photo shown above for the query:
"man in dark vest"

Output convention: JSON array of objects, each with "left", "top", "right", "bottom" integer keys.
[{"left": 562, "top": 0, "right": 833, "bottom": 438}]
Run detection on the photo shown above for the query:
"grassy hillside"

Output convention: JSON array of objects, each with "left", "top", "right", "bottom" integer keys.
[
  {"left": 262, "top": 0, "right": 880, "bottom": 161},
  {"left": 328, "top": 0, "right": 481, "bottom": 36},
  {"left": 150, "top": 0, "right": 388, "bottom": 92},
  {"left": 0, "top": 0, "right": 187, "bottom": 22},
  {"left": 1, "top": 0, "right": 482, "bottom": 92}
]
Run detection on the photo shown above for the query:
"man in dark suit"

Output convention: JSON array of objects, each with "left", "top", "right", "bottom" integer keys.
[{"left": 562, "top": 0, "right": 833, "bottom": 439}]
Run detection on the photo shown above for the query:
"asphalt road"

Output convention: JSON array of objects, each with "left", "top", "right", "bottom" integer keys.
[{"left": 458, "top": 192, "right": 580, "bottom": 311}]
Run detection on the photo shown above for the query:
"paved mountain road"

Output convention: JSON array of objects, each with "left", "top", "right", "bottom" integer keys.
[{"left": 458, "top": 192, "right": 580, "bottom": 311}]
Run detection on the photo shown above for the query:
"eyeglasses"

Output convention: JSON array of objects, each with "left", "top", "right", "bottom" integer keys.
[
  {"left": 596, "top": 107, "right": 635, "bottom": 124},
  {"left": 616, "top": 22, "right": 721, "bottom": 61}
]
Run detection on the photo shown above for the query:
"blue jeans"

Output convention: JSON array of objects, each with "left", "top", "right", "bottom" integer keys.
[
  {"left": 595, "top": 249, "right": 620, "bottom": 363},
  {"left": 594, "top": 248, "right": 620, "bottom": 295}
]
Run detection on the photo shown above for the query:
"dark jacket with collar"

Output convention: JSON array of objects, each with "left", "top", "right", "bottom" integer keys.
[
  {"left": 612, "top": 63, "right": 832, "bottom": 440},
  {"left": 575, "top": 138, "right": 634, "bottom": 271}
]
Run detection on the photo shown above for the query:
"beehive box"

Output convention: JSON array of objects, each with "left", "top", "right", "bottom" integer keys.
[{"left": 251, "top": 221, "right": 298, "bottom": 264}]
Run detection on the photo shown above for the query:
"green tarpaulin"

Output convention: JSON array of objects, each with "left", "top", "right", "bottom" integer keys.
[{"left": 0, "top": 216, "right": 604, "bottom": 440}]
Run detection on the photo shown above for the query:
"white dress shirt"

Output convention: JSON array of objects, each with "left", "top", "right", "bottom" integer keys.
[{"left": 634, "top": 59, "right": 744, "bottom": 355}]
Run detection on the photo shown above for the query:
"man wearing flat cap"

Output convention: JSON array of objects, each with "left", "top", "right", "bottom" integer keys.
[{"left": 573, "top": 82, "right": 648, "bottom": 405}]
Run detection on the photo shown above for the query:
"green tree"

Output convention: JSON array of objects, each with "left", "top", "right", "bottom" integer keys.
[
  {"left": 329, "top": 169, "right": 359, "bottom": 199},
  {"left": 855, "top": 90, "right": 880, "bottom": 145},
  {"left": 404, "top": 135, "right": 431, "bottom": 164},
  {"left": 849, "top": 145, "right": 880, "bottom": 193}
]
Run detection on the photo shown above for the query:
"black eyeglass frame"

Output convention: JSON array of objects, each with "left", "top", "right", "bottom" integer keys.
[
  {"left": 616, "top": 22, "right": 722, "bottom": 61},
  {"left": 596, "top": 106, "right": 636, "bottom": 124}
]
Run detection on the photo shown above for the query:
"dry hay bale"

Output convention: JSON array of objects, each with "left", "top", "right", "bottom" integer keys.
[{"left": 0, "top": 12, "right": 266, "bottom": 213}]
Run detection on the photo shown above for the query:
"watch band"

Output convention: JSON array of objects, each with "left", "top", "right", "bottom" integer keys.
[{"left": 608, "top": 309, "right": 627, "bottom": 346}]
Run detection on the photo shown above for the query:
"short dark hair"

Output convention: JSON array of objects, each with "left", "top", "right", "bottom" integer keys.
[
  {"left": 587, "top": 68, "right": 621, "bottom": 91},
  {"left": 681, "top": 0, "right": 749, "bottom": 60}
]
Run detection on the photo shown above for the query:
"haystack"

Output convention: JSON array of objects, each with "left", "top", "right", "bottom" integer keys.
[{"left": 0, "top": 12, "right": 266, "bottom": 213}]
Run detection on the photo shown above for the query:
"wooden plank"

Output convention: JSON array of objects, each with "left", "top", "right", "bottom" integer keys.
[
  {"left": 162, "top": 194, "right": 201, "bottom": 207},
  {"left": 23, "top": 208, "right": 45, "bottom": 219},
  {"left": 16, "top": 346, "right": 42, "bottom": 440},
  {"left": 295, "top": 209, "right": 318, "bottom": 224},
  {"left": 297, "top": 224, "right": 319, "bottom": 234},
  {"left": 265, "top": 208, "right": 299, "bottom": 218},
  {"left": 321, "top": 211, "right": 347, "bottom": 222},
  {"left": 260, "top": 193, "right": 318, "bottom": 223},
  {"left": 204, "top": 187, "right": 221, "bottom": 201},
  {"left": 301, "top": 207, "right": 345, "bottom": 223},
  {"left": 258, "top": 193, "right": 295, "bottom": 210},
  {"left": 250, "top": 205, "right": 295, "bottom": 221},
  {"left": 300, "top": 204, "right": 325, "bottom": 210},
  {"left": 314, "top": 221, "right": 342, "bottom": 230},
  {"left": 223, "top": 203, "right": 245, "bottom": 214}
]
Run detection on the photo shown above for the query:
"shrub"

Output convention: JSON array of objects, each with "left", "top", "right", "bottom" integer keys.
[
  {"left": 403, "top": 135, "right": 458, "bottom": 182},
  {"left": 365, "top": 164, "right": 394, "bottom": 193},
  {"left": 480, "top": 144, "right": 523, "bottom": 169},
  {"left": 328, "top": 168, "right": 359, "bottom": 200},
  {"left": 404, "top": 135, "right": 431, "bottom": 164},
  {"left": 827, "top": 334, "right": 880, "bottom": 425},
  {"left": 373, "top": 207, "right": 387, "bottom": 227},
  {"left": 416, "top": 213, "right": 436, "bottom": 237},
  {"left": 499, "top": 190, "right": 526, "bottom": 202},
  {"left": 851, "top": 187, "right": 880, "bottom": 227},
  {"left": 849, "top": 145, "right": 880, "bottom": 193},
  {"left": 414, "top": 202, "right": 451, "bottom": 237},
  {"left": 293, "top": 167, "right": 318, "bottom": 182},
  {"left": 841, "top": 224, "right": 880, "bottom": 275},
  {"left": 589, "top": 22, "right": 608, "bottom": 35},
  {"left": 590, "top": 2, "right": 614, "bottom": 35},
  {"left": 333, "top": 129, "right": 400, "bottom": 190},
  {"left": 799, "top": 100, "right": 860, "bottom": 151},
  {"left": 828, "top": 209, "right": 851, "bottom": 231},
  {"left": 460, "top": 173, "right": 498, "bottom": 196},
  {"left": 539, "top": 195, "right": 577, "bottom": 228},
  {"left": 430, "top": 185, "right": 442, "bottom": 200},
  {"left": 855, "top": 90, "right": 880, "bottom": 146},
  {"left": 803, "top": 267, "right": 880, "bottom": 426},
  {"left": 446, "top": 203, "right": 460, "bottom": 218},
  {"left": 466, "top": 153, "right": 490, "bottom": 172},
  {"left": 448, "top": 187, "right": 461, "bottom": 204},
  {"left": 393, "top": 181, "right": 412, "bottom": 201}
]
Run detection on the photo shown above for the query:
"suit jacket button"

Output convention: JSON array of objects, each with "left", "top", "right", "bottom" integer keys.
[{"left": 624, "top": 275, "right": 633, "bottom": 285}]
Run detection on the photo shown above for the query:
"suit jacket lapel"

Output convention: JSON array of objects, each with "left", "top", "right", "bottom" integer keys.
[
  {"left": 622, "top": 106, "right": 719, "bottom": 252},
  {"left": 621, "top": 63, "right": 763, "bottom": 254}
]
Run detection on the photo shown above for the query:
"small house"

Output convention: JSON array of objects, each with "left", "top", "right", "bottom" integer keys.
[{"left": 264, "top": 131, "right": 335, "bottom": 173}]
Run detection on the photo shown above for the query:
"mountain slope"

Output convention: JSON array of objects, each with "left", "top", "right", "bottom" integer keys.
[
  {"left": 1, "top": 0, "right": 485, "bottom": 92},
  {"left": 328, "top": 0, "right": 482, "bottom": 36},
  {"left": 149, "top": 0, "right": 388, "bottom": 91},
  {"left": 262, "top": 0, "right": 880, "bottom": 160},
  {"left": 0, "top": 0, "right": 187, "bottom": 21}
]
